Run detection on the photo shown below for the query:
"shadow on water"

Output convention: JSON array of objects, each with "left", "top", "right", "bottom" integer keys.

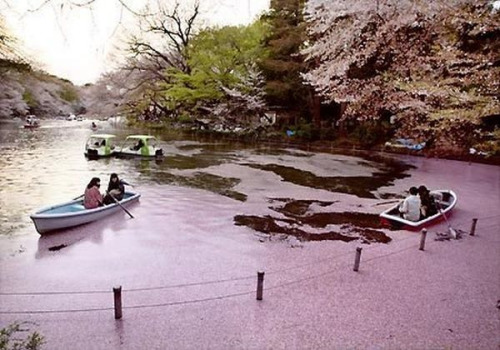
[
  {"left": 241, "top": 160, "right": 411, "bottom": 199},
  {"left": 235, "top": 198, "right": 393, "bottom": 244},
  {"left": 133, "top": 157, "right": 247, "bottom": 201},
  {"left": 36, "top": 227, "right": 104, "bottom": 259}
]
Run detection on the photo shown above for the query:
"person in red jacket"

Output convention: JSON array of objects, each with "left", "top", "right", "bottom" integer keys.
[{"left": 83, "top": 177, "right": 103, "bottom": 209}]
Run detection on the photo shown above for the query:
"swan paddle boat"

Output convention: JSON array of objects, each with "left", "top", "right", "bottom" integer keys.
[
  {"left": 84, "top": 134, "right": 117, "bottom": 158},
  {"left": 379, "top": 190, "right": 457, "bottom": 230},
  {"left": 115, "top": 135, "right": 163, "bottom": 158},
  {"left": 30, "top": 191, "right": 140, "bottom": 235}
]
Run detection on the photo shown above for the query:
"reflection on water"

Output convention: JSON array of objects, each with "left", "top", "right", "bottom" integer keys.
[{"left": 0, "top": 119, "right": 411, "bottom": 243}]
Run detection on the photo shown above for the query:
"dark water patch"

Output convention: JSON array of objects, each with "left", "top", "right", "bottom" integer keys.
[
  {"left": 141, "top": 169, "right": 247, "bottom": 201},
  {"left": 48, "top": 244, "right": 67, "bottom": 251},
  {"left": 349, "top": 227, "right": 392, "bottom": 244},
  {"left": 377, "top": 192, "right": 405, "bottom": 200},
  {"left": 270, "top": 198, "right": 395, "bottom": 230},
  {"left": 234, "top": 215, "right": 355, "bottom": 243},
  {"left": 234, "top": 214, "right": 391, "bottom": 244},
  {"left": 188, "top": 172, "right": 246, "bottom": 201},
  {"left": 242, "top": 163, "right": 410, "bottom": 198},
  {"left": 251, "top": 148, "right": 313, "bottom": 157},
  {"left": 269, "top": 198, "right": 337, "bottom": 216},
  {"left": 162, "top": 154, "right": 226, "bottom": 170}
]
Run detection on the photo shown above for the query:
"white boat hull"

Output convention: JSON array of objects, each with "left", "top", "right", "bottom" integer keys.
[
  {"left": 379, "top": 190, "right": 457, "bottom": 230},
  {"left": 30, "top": 192, "right": 140, "bottom": 235}
]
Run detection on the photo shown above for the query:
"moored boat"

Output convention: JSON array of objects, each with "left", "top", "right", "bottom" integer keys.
[
  {"left": 30, "top": 191, "right": 140, "bottom": 235},
  {"left": 116, "top": 135, "right": 163, "bottom": 158},
  {"left": 84, "top": 134, "right": 117, "bottom": 158},
  {"left": 379, "top": 189, "right": 457, "bottom": 230}
]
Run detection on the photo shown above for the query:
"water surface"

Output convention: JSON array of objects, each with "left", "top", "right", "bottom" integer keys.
[{"left": 0, "top": 119, "right": 409, "bottom": 243}]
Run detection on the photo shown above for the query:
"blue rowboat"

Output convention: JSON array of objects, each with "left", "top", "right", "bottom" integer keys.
[
  {"left": 379, "top": 190, "right": 457, "bottom": 230},
  {"left": 30, "top": 191, "right": 140, "bottom": 235}
]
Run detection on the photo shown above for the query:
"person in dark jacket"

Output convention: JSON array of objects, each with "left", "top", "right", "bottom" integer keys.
[
  {"left": 103, "top": 173, "right": 125, "bottom": 205},
  {"left": 418, "top": 185, "right": 437, "bottom": 219}
]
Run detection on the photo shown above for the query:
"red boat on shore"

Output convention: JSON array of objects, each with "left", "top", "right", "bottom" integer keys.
[{"left": 379, "top": 190, "right": 457, "bottom": 230}]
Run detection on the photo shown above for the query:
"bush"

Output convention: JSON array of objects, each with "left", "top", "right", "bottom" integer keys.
[
  {"left": 349, "top": 121, "right": 392, "bottom": 147},
  {"left": 0, "top": 323, "right": 44, "bottom": 350}
]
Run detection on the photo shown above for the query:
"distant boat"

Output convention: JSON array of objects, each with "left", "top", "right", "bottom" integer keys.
[
  {"left": 24, "top": 122, "right": 40, "bottom": 129},
  {"left": 24, "top": 115, "right": 39, "bottom": 128},
  {"left": 116, "top": 135, "right": 163, "bottom": 158},
  {"left": 84, "top": 134, "right": 117, "bottom": 158},
  {"left": 379, "top": 190, "right": 457, "bottom": 230},
  {"left": 30, "top": 191, "right": 140, "bottom": 235}
]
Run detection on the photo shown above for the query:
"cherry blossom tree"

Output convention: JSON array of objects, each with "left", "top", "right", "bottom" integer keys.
[{"left": 303, "top": 0, "right": 499, "bottom": 151}]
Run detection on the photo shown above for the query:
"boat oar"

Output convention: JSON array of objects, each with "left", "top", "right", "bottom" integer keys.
[
  {"left": 106, "top": 191, "right": 134, "bottom": 219},
  {"left": 437, "top": 201, "right": 457, "bottom": 238},
  {"left": 372, "top": 199, "right": 401, "bottom": 207},
  {"left": 73, "top": 194, "right": 84, "bottom": 200}
]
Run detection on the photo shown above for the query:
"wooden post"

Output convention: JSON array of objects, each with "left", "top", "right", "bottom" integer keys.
[
  {"left": 470, "top": 218, "right": 478, "bottom": 236},
  {"left": 256, "top": 271, "right": 265, "bottom": 301},
  {"left": 113, "top": 286, "right": 122, "bottom": 319},
  {"left": 353, "top": 247, "right": 362, "bottom": 272},
  {"left": 419, "top": 229, "right": 427, "bottom": 251}
]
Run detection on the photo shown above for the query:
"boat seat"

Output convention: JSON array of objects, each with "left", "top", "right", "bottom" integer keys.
[{"left": 70, "top": 204, "right": 86, "bottom": 211}]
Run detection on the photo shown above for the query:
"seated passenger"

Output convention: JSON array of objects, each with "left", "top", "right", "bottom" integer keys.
[
  {"left": 418, "top": 185, "right": 437, "bottom": 219},
  {"left": 133, "top": 139, "right": 144, "bottom": 151},
  {"left": 399, "top": 186, "right": 421, "bottom": 222},
  {"left": 83, "top": 177, "right": 103, "bottom": 209},
  {"left": 103, "top": 173, "right": 125, "bottom": 205}
]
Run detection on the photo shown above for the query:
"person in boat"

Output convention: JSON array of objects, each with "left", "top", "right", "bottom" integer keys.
[
  {"left": 399, "top": 186, "right": 421, "bottom": 221},
  {"left": 418, "top": 185, "right": 437, "bottom": 219},
  {"left": 83, "top": 177, "right": 103, "bottom": 209},
  {"left": 91, "top": 122, "right": 97, "bottom": 128},
  {"left": 103, "top": 173, "right": 125, "bottom": 205},
  {"left": 133, "top": 139, "right": 144, "bottom": 151}
]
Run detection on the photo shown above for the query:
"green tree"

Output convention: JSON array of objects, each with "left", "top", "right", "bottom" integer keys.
[
  {"left": 163, "top": 21, "right": 266, "bottom": 113},
  {"left": 258, "top": 0, "right": 311, "bottom": 122},
  {"left": 0, "top": 323, "right": 44, "bottom": 350}
]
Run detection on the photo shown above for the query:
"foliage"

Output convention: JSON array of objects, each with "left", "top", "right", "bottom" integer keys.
[
  {"left": 258, "top": 0, "right": 310, "bottom": 117},
  {"left": 0, "top": 323, "right": 45, "bottom": 350},
  {"left": 58, "top": 86, "right": 79, "bottom": 103},
  {"left": 303, "top": 0, "right": 500, "bottom": 151},
  {"left": 162, "top": 21, "right": 267, "bottom": 119},
  {"left": 22, "top": 90, "right": 37, "bottom": 108}
]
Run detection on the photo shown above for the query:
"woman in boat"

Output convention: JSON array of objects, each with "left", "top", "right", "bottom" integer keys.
[
  {"left": 84, "top": 177, "right": 103, "bottom": 209},
  {"left": 419, "top": 185, "right": 437, "bottom": 219},
  {"left": 399, "top": 186, "right": 421, "bottom": 221},
  {"left": 103, "top": 173, "right": 125, "bottom": 205}
]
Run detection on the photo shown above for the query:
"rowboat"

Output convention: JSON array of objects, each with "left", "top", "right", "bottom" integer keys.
[
  {"left": 30, "top": 191, "right": 140, "bottom": 235},
  {"left": 115, "top": 135, "right": 163, "bottom": 158},
  {"left": 379, "top": 190, "right": 457, "bottom": 230},
  {"left": 24, "top": 123, "right": 40, "bottom": 129},
  {"left": 84, "top": 134, "right": 117, "bottom": 158},
  {"left": 24, "top": 115, "right": 39, "bottom": 128}
]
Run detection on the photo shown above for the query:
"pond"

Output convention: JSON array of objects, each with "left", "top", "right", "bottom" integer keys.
[{"left": 0, "top": 119, "right": 414, "bottom": 244}]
